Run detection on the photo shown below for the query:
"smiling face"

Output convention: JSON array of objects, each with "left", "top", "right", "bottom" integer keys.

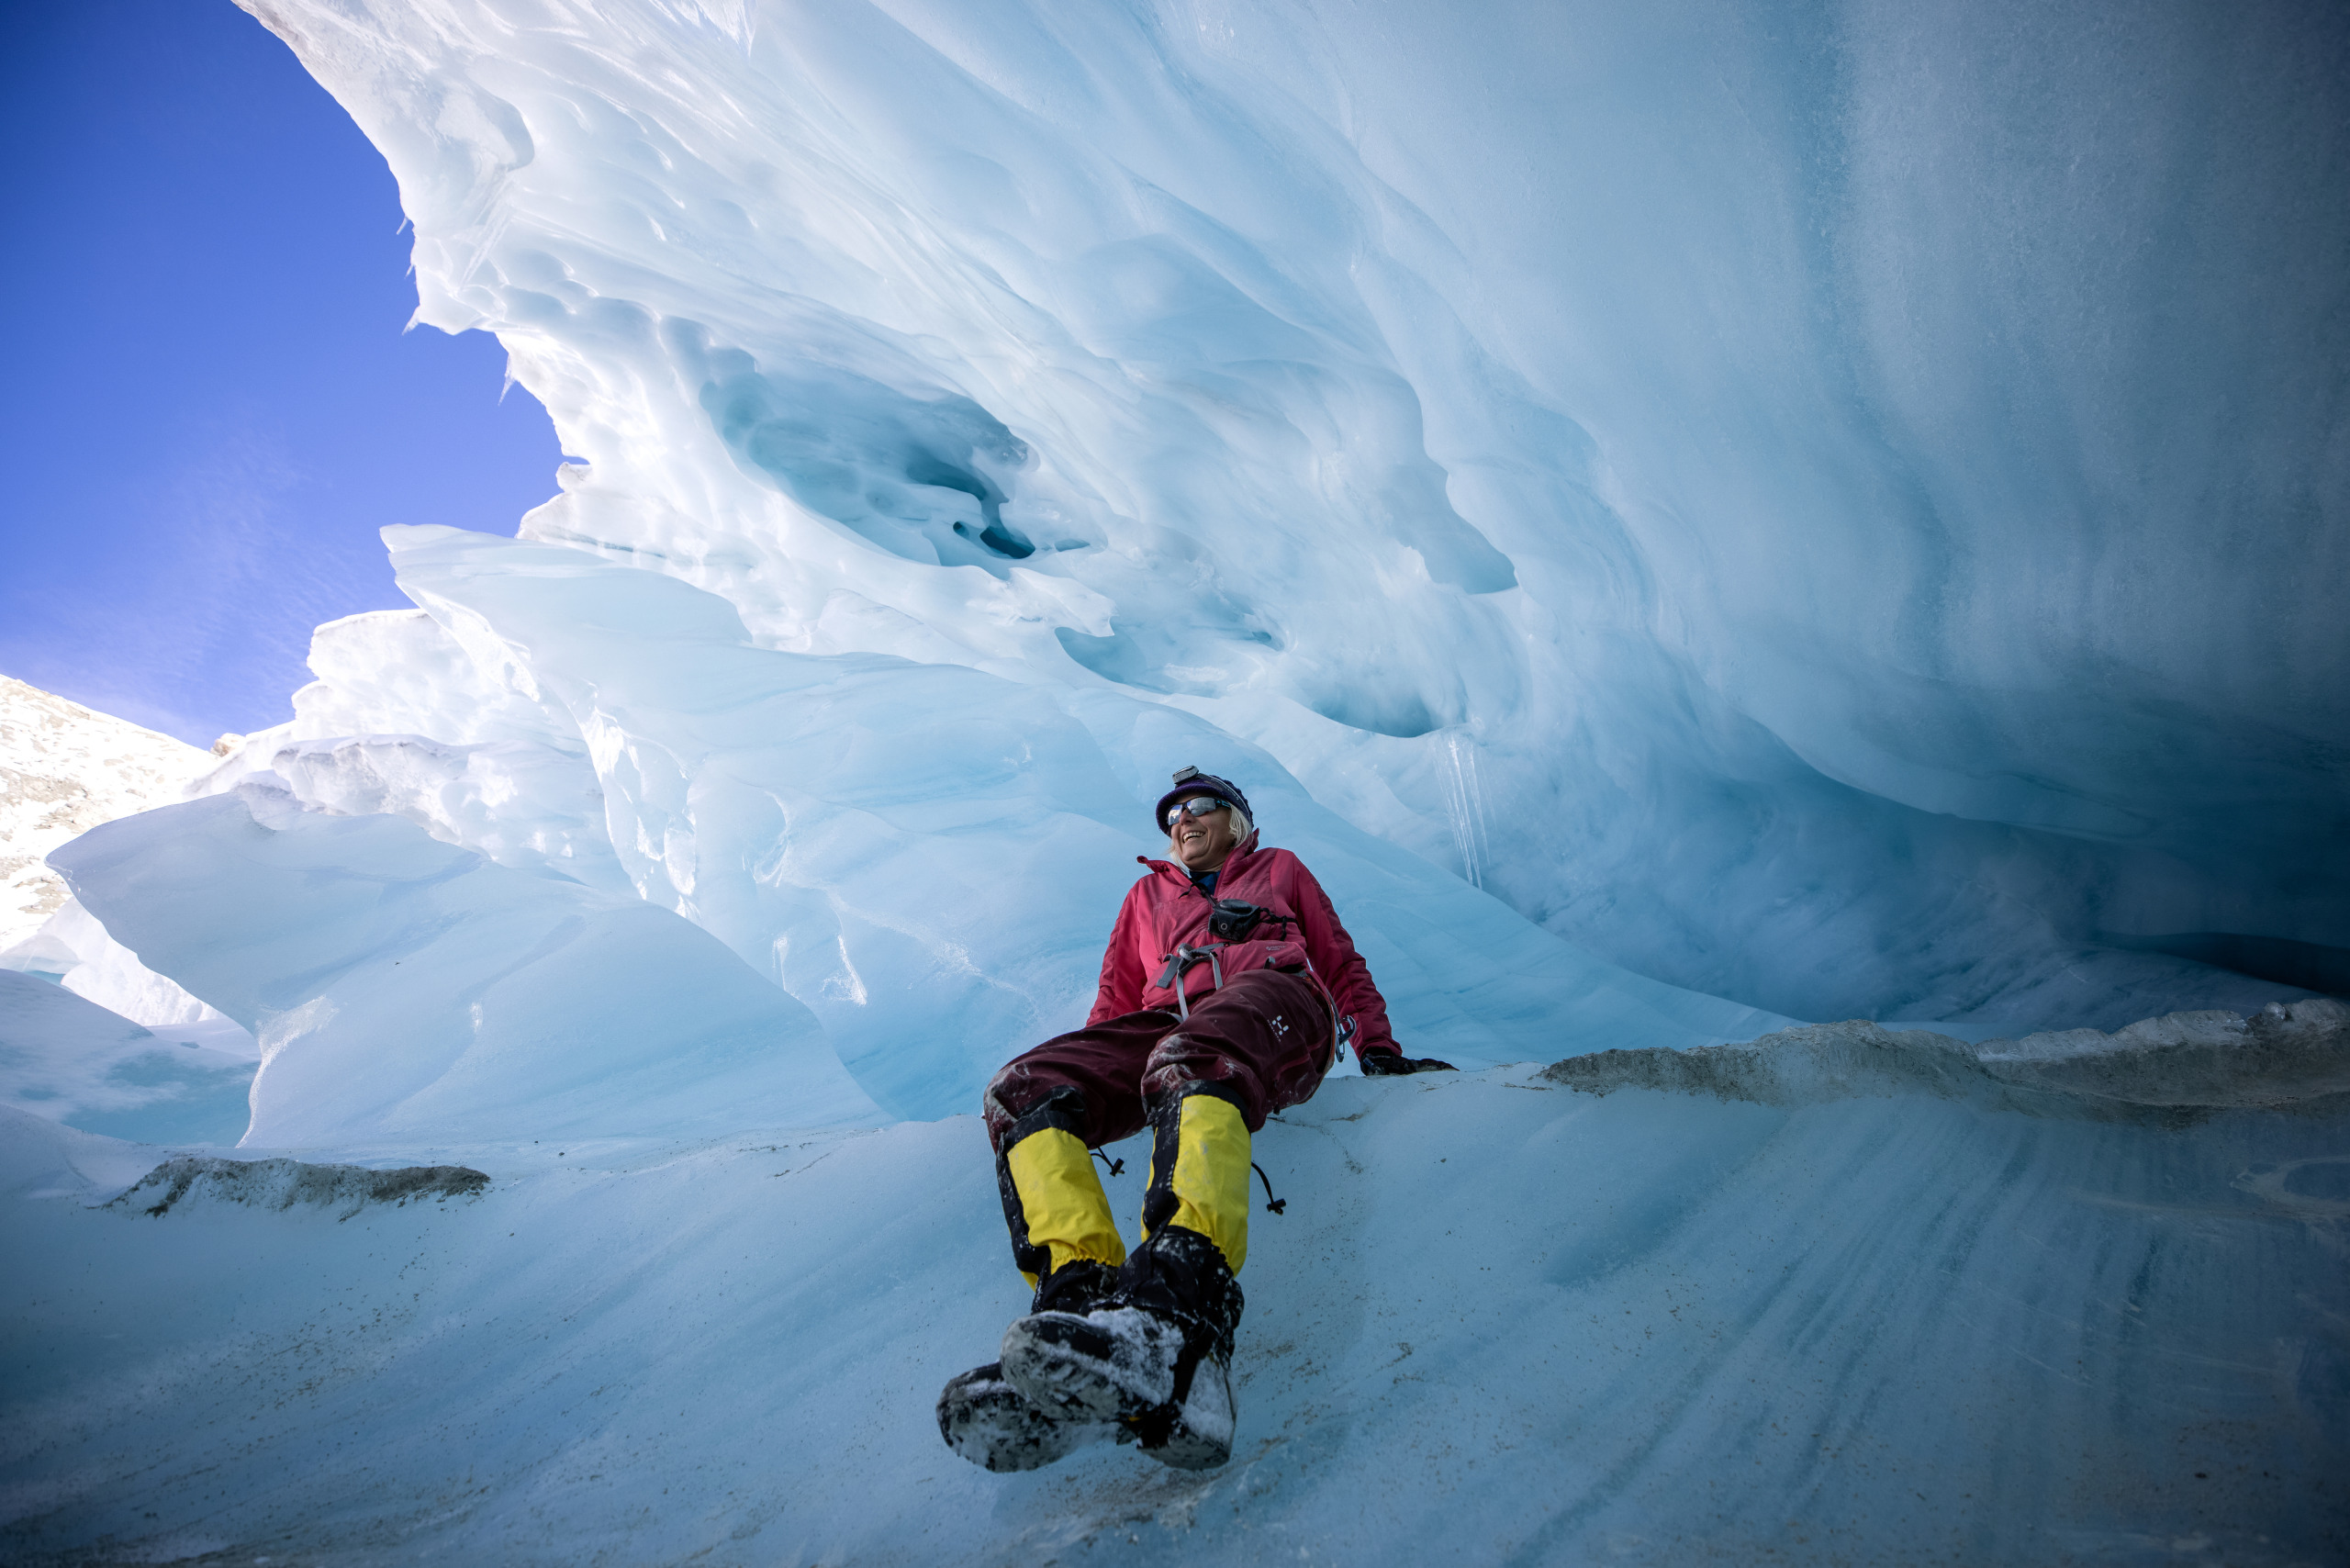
[{"left": 1165, "top": 795, "right": 1239, "bottom": 873}]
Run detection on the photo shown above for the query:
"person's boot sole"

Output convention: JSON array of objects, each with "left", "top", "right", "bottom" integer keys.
[
  {"left": 936, "top": 1361, "right": 1123, "bottom": 1472},
  {"left": 1002, "top": 1310, "right": 1235, "bottom": 1470},
  {"left": 1000, "top": 1307, "right": 1172, "bottom": 1422},
  {"left": 1128, "top": 1349, "right": 1235, "bottom": 1471}
]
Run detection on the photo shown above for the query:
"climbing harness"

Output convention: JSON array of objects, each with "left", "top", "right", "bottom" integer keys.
[{"left": 1154, "top": 945, "right": 1224, "bottom": 1019}]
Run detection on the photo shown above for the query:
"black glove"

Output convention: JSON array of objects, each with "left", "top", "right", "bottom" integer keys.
[{"left": 1360, "top": 1048, "right": 1456, "bottom": 1076}]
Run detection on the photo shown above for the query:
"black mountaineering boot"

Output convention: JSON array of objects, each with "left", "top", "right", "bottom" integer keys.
[
  {"left": 938, "top": 1260, "right": 1126, "bottom": 1472},
  {"left": 1028, "top": 1258, "right": 1120, "bottom": 1316},
  {"left": 998, "top": 1225, "right": 1244, "bottom": 1470}
]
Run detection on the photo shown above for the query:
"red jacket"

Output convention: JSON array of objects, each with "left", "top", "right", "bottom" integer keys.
[{"left": 1088, "top": 834, "right": 1399, "bottom": 1059}]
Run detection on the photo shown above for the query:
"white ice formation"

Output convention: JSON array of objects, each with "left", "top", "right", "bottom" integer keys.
[
  {"left": 203, "top": 0, "right": 2345, "bottom": 1044},
  {"left": 67, "top": 0, "right": 2324, "bottom": 1140},
  {"left": 56, "top": 783, "right": 879, "bottom": 1145},
  {"left": 117, "top": 522, "right": 1782, "bottom": 1133}
]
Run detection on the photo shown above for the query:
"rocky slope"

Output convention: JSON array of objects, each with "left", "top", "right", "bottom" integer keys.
[{"left": 0, "top": 676, "right": 218, "bottom": 952}]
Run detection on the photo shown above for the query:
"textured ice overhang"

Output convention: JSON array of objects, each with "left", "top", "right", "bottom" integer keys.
[
  {"left": 228, "top": 0, "right": 2344, "bottom": 1037},
  {"left": 137, "top": 523, "right": 1790, "bottom": 1128},
  {"left": 49, "top": 786, "right": 884, "bottom": 1144}
]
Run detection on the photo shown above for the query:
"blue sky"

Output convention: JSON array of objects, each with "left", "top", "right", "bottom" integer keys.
[{"left": 0, "top": 1, "right": 565, "bottom": 746}]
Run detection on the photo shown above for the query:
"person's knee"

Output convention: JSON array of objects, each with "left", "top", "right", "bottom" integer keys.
[
  {"left": 990, "top": 1074, "right": 1093, "bottom": 1157},
  {"left": 1142, "top": 1052, "right": 1265, "bottom": 1137},
  {"left": 1141, "top": 1032, "right": 1211, "bottom": 1094},
  {"left": 983, "top": 1060, "right": 1044, "bottom": 1152},
  {"left": 1144, "top": 1002, "right": 1287, "bottom": 1098}
]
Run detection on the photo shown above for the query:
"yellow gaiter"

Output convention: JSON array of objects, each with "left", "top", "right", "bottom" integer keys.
[
  {"left": 1141, "top": 1092, "right": 1253, "bottom": 1274},
  {"left": 1003, "top": 1127, "right": 1127, "bottom": 1289}
]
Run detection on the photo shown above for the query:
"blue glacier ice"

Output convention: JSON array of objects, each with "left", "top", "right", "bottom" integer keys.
[
  {"left": 2, "top": 0, "right": 2344, "bottom": 1562},
  {"left": 0, "top": 969, "right": 253, "bottom": 1147},
  {"left": 200, "top": 0, "right": 2346, "bottom": 1034}
]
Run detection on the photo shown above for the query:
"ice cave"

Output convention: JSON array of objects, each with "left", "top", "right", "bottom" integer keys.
[{"left": 3, "top": 0, "right": 2344, "bottom": 1562}]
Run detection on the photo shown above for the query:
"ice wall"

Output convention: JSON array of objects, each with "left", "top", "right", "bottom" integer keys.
[
  {"left": 50, "top": 785, "right": 880, "bottom": 1145},
  {"left": 229, "top": 0, "right": 2344, "bottom": 1036},
  {"left": 126, "top": 522, "right": 1786, "bottom": 1129}
]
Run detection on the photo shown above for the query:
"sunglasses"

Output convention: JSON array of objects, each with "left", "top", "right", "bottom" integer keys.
[{"left": 1162, "top": 797, "right": 1232, "bottom": 829}]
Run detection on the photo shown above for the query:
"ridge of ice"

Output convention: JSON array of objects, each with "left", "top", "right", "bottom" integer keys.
[
  {"left": 50, "top": 790, "right": 883, "bottom": 1146},
  {"left": 64, "top": 532, "right": 1791, "bottom": 1134},
  {"left": 112, "top": 1154, "right": 489, "bottom": 1218}
]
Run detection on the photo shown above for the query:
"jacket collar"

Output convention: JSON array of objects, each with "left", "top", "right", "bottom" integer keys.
[{"left": 1137, "top": 830, "right": 1261, "bottom": 890}]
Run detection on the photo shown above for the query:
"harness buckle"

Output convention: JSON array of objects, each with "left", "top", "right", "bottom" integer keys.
[{"left": 1154, "top": 944, "right": 1225, "bottom": 1019}]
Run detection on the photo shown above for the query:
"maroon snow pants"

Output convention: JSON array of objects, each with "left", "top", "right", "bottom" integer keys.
[{"left": 982, "top": 968, "right": 1335, "bottom": 1156}]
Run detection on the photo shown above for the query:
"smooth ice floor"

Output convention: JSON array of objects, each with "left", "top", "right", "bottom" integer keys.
[{"left": 5, "top": 1067, "right": 2342, "bottom": 1566}]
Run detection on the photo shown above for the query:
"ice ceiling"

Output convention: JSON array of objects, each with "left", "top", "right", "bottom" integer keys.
[{"left": 229, "top": 0, "right": 2344, "bottom": 1044}]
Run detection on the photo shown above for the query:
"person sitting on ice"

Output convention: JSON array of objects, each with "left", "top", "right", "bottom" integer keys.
[{"left": 938, "top": 765, "right": 1455, "bottom": 1473}]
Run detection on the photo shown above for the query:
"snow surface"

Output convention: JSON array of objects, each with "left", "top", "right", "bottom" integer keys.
[
  {"left": 0, "top": 1106, "right": 173, "bottom": 1206},
  {"left": 5, "top": 1034, "right": 2344, "bottom": 1565}
]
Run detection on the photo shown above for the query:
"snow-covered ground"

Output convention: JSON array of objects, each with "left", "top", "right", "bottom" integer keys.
[{"left": 6, "top": 1004, "right": 2344, "bottom": 1566}]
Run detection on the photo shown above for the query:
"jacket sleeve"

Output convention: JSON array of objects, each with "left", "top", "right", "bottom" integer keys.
[
  {"left": 1286, "top": 857, "right": 1398, "bottom": 1057},
  {"left": 1088, "top": 882, "right": 1150, "bottom": 1025}
]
